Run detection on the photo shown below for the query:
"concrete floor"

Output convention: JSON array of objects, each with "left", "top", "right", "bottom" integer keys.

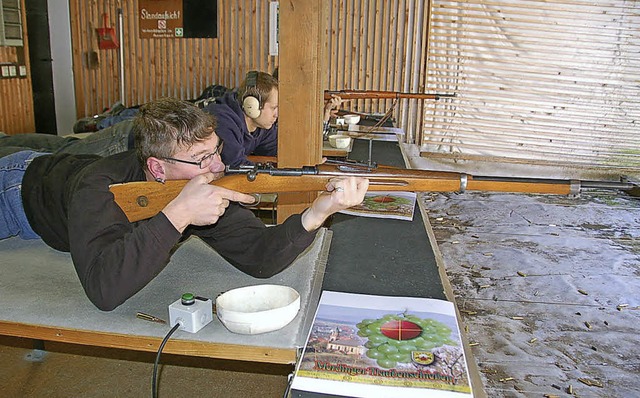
[{"left": 0, "top": 336, "right": 291, "bottom": 398}]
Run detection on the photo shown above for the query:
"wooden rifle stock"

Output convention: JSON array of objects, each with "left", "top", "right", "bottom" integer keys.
[
  {"left": 324, "top": 90, "right": 456, "bottom": 101},
  {"left": 110, "top": 163, "right": 580, "bottom": 223}
]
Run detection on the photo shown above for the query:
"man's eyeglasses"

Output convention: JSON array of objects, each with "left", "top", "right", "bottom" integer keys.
[{"left": 163, "top": 139, "right": 224, "bottom": 169}]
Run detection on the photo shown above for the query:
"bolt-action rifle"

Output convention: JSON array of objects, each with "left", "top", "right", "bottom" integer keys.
[
  {"left": 324, "top": 90, "right": 456, "bottom": 101},
  {"left": 109, "top": 161, "right": 635, "bottom": 223}
]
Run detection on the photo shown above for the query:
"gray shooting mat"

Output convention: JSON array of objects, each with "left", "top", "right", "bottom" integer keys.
[{"left": 0, "top": 228, "right": 331, "bottom": 350}]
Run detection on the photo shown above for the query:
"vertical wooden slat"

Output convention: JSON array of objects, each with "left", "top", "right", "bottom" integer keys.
[
  {"left": 396, "top": 0, "right": 409, "bottom": 131},
  {"left": 212, "top": 13, "right": 220, "bottom": 84},
  {"left": 387, "top": 0, "right": 400, "bottom": 104},
  {"left": 190, "top": 38, "right": 198, "bottom": 99},
  {"left": 128, "top": 0, "right": 136, "bottom": 104},
  {"left": 142, "top": 34, "right": 149, "bottom": 102},
  {"left": 371, "top": 0, "right": 382, "bottom": 114},
  {"left": 238, "top": 0, "right": 245, "bottom": 74},
  {"left": 381, "top": 0, "right": 393, "bottom": 113},
  {"left": 249, "top": 0, "right": 256, "bottom": 70},
  {"left": 169, "top": 37, "right": 176, "bottom": 98},
  {"left": 354, "top": 0, "right": 364, "bottom": 112},
  {"left": 277, "top": 0, "right": 326, "bottom": 223},
  {"left": 138, "top": 29, "right": 145, "bottom": 104},
  {"left": 254, "top": 1, "right": 260, "bottom": 72},
  {"left": 344, "top": 0, "right": 353, "bottom": 91},
  {"left": 85, "top": 0, "right": 94, "bottom": 113},
  {"left": 218, "top": 0, "right": 226, "bottom": 84},
  {"left": 335, "top": 0, "right": 346, "bottom": 91},
  {"left": 416, "top": 0, "right": 431, "bottom": 144},
  {"left": 149, "top": 36, "right": 155, "bottom": 102},
  {"left": 231, "top": 1, "right": 238, "bottom": 83},
  {"left": 97, "top": 2, "right": 105, "bottom": 110},
  {"left": 405, "top": 0, "right": 422, "bottom": 142},
  {"left": 70, "top": 0, "right": 84, "bottom": 117},
  {"left": 258, "top": 0, "right": 265, "bottom": 73},
  {"left": 178, "top": 37, "right": 185, "bottom": 99},
  {"left": 362, "top": 0, "right": 373, "bottom": 112},
  {"left": 225, "top": 0, "right": 232, "bottom": 85},
  {"left": 325, "top": 0, "right": 334, "bottom": 88}
]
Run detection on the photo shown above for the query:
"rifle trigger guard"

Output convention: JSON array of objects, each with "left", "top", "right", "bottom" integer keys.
[{"left": 239, "top": 194, "right": 261, "bottom": 207}]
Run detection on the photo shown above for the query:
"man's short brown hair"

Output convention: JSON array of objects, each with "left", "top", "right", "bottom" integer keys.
[{"left": 133, "top": 97, "right": 217, "bottom": 170}]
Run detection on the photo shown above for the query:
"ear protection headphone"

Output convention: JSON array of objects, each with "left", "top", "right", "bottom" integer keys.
[{"left": 242, "top": 71, "right": 262, "bottom": 119}]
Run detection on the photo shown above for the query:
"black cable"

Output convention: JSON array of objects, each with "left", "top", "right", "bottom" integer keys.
[
  {"left": 282, "top": 372, "right": 294, "bottom": 398},
  {"left": 152, "top": 323, "right": 181, "bottom": 398}
]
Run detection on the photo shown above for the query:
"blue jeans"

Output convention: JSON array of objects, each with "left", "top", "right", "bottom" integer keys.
[
  {"left": 0, "top": 150, "right": 45, "bottom": 240},
  {"left": 0, "top": 119, "right": 133, "bottom": 158}
]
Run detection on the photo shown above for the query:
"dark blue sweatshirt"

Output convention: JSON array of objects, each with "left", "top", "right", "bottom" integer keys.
[{"left": 203, "top": 91, "right": 277, "bottom": 167}]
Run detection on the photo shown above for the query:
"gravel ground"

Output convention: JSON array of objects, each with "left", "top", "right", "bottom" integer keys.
[{"left": 418, "top": 190, "right": 640, "bottom": 398}]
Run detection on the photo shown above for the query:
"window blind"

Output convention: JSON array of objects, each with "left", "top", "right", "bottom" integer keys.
[{"left": 423, "top": 0, "right": 640, "bottom": 176}]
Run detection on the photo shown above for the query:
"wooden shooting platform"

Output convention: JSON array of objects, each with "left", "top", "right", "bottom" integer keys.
[{"left": 0, "top": 229, "right": 332, "bottom": 365}]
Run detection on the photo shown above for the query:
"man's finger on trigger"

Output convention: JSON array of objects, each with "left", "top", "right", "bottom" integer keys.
[
  {"left": 238, "top": 193, "right": 262, "bottom": 207},
  {"left": 221, "top": 189, "right": 258, "bottom": 205}
]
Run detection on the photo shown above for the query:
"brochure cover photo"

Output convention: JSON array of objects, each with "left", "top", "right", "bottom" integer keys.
[
  {"left": 338, "top": 191, "right": 417, "bottom": 221},
  {"left": 291, "top": 291, "right": 473, "bottom": 398}
]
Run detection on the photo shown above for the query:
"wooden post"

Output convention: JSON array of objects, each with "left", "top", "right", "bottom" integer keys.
[{"left": 276, "top": 1, "right": 327, "bottom": 223}]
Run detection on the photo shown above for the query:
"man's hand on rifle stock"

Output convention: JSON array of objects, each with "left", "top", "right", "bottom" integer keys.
[
  {"left": 301, "top": 176, "right": 369, "bottom": 231},
  {"left": 162, "top": 172, "right": 257, "bottom": 233}
]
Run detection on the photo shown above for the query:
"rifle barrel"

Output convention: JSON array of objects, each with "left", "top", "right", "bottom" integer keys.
[{"left": 324, "top": 90, "right": 456, "bottom": 101}]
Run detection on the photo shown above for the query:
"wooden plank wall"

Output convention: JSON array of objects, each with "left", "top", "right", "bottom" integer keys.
[
  {"left": 0, "top": 0, "right": 35, "bottom": 135},
  {"left": 69, "top": 0, "right": 429, "bottom": 140},
  {"left": 70, "top": 0, "right": 279, "bottom": 117},
  {"left": 326, "top": 0, "right": 430, "bottom": 142},
  {"left": 1, "top": 1, "right": 430, "bottom": 140}
]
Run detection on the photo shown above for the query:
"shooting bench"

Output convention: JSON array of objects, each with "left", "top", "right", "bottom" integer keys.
[{"left": 0, "top": 229, "right": 332, "bottom": 365}]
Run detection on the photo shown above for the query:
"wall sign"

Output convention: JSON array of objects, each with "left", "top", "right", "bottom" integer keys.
[{"left": 138, "top": 0, "right": 217, "bottom": 39}]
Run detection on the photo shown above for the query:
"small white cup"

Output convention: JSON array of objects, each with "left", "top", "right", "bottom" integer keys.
[
  {"left": 343, "top": 114, "right": 361, "bottom": 125},
  {"left": 328, "top": 135, "right": 351, "bottom": 149}
]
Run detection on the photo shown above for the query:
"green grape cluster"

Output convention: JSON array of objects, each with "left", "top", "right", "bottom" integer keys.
[{"left": 356, "top": 313, "right": 455, "bottom": 369}]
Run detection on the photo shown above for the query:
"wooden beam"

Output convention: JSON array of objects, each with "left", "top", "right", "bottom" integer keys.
[
  {"left": 0, "top": 321, "right": 297, "bottom": 364},
  {"left": 276, "top": 1, "right": 327, "bottom": 223}
]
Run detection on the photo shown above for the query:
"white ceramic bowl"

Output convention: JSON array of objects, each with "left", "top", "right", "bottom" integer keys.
[
  {"left": 328, "top": 134, "right": 351, "bottom": 149},
  {"left": 216, "top": 284, "right": 300, "bottom": 335},
  {"left": 343, "top": 114, "right": 361, "bottom": 125}
]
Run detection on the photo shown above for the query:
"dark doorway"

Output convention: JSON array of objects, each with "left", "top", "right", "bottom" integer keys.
[{"left": 24, "top": 0, "right": 57, "bottom": 134}]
